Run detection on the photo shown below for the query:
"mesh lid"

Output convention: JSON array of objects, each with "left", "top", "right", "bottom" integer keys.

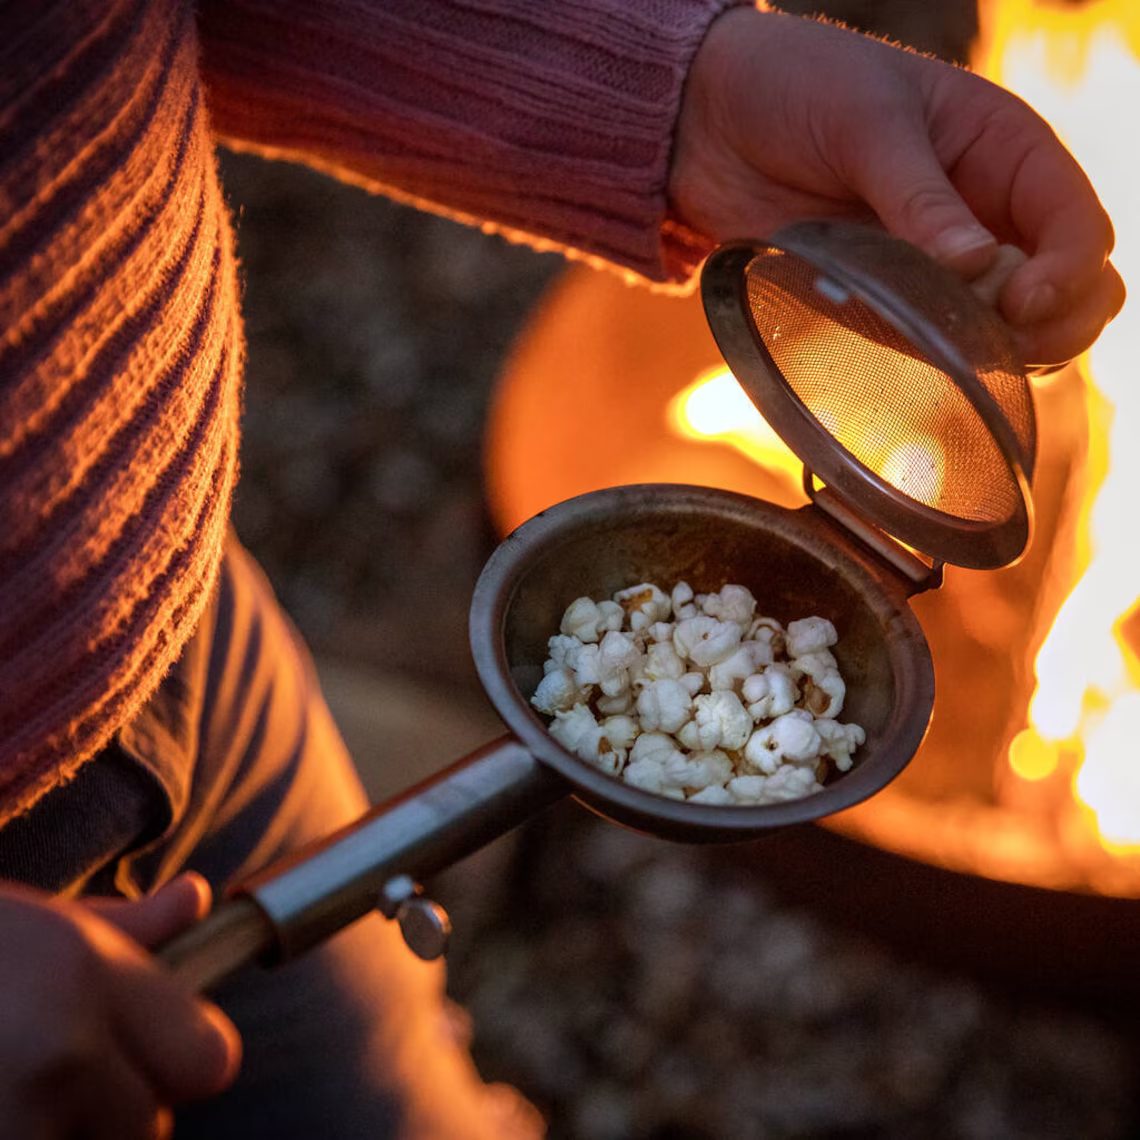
[{"left": 700, "top": 221, "right": 1036, "bottom": 570}]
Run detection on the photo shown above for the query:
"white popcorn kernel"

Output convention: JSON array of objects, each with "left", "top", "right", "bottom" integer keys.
[
  {"left": 614, "top": 583, "right": 671, "bottom": 631},
  {"left": 630, "top": 732, "right": 677, "bottom": 766},
  {"left": 688, "top": 784, "right": 734, "bottom": 806},
  {"left": 790, "top": 649, "right": 839, "bottom": 680},
  {"left": 573, "top": 644, "right": 602, "bottom": 687},
  {"left": 673, "top": 615, "right": 742, "bottom": 668},
  {"left": 548, "top": 703, "right": 603, "bottom": 759},
  {"left": 701, "top": 584, "right": 757, "bottom": 631},
  {"left": 546, "top": 634, "right": 585, "bottom": 671},
  {"left": 741, "top": 673, "right": 770, "bottom": 705},
  {"left": 600, "top": 674, "right": 631, "bottom": 698},
  {"left": 670, "top": 581, "right": 694, "bottom": 619},
  {"left": 647, "top": 621, "right": 675, "bottom": 644},
  {"left": 593, "top": 630, "right": 642, "bottom": 697},
  {"left": 598, "top": 630, "right": 641, "bottom": 676},
  {"left": 596, "top": 690, "right": 634, "bottom": 716},
  {"left": 679, "top": 671, "right": 705, "bottom": 697},
  {"left": 744, "top": 663, "right": 797, "bottom": 721},
  {"left": 644, "top": 641, "right": 685, "bottom": 681},
  {"left": 761, "top": 765, "right": 823, "bottom": 801},
  {"left": 623, "top": 757, "right": 667, "bottom": 794},
  {"left": 594, "top": 749, "right": 625, "bottom": 776},
  {"left": 661, "top": 748, "right": 733, "bottom": 791},
  {"left": 786, "top": 616, "right": 838, "bottom": 659},
  {"left": 742, "top": 638, "right": 775, "bottom": 670},
  {"left": 676, "top": 720, "right": 702, "bottom": 752},
  {"left": 728, "top": 775, "right": 769, "bottom": 804},
  {"left": 560, "top": 598, "right": 606, "bottom": 643},
  {"left": 744, "top": 710, "right": 822, "bottom": 773},
  {"left": 747, "top": 617, "right": 786, "bottom": 658},
  {"left": 635, "top": 678, "right": 693, "bottom": 734},
  {"left": 596, "top": 600, "right": 624, "bottom": 635},
  {"left": 708, "top": 646, "right": 756, "bottom": 692},
  {"left": 531, "top": 667, "right": 580, "bottom": 714},
  {"left": 802, "top": 670, "right": 846, "bottom": 719},
  {"left": 815, "top": 719, "right": 866, "bottom": 772},
  {"left": 601, "top": 715, "right": 639, "bottom": 753},
  {"left": 685, "top": 691, "right": 753, "bottom": 752}
]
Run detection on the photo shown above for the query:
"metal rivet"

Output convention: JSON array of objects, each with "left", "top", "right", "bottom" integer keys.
[{"left": 396, "top": 897, "right": 451, "bottom": 961}]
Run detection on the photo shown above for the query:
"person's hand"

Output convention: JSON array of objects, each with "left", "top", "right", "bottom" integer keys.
[
  {"left": 0, "top": 874, "right": 240, "bottom": 1140},
  {"left": 669, "top": 6, "right": 1125, "bottom": 367}
]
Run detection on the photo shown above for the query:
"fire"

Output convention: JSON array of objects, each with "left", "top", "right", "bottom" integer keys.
[
  {"left": 668, "top": 367, "right": 800, "bottom": 480},
  {"left": 673, "top": 0, "right": 1140, "bottom": 873},
  {"left": 976, "top": 0, "right": 1140, "bottom": 853}
]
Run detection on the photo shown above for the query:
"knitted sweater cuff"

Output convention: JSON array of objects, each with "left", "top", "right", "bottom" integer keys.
[{"left": 197, "top": 0, "right": 751, "bottom": 285}]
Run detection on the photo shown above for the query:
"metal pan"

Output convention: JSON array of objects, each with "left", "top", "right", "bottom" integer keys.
[{"left": 160, "top": 483, "right": 935, "bottom": 991}]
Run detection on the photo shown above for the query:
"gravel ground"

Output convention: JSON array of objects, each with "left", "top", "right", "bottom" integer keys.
[
  {"left": 441, "top": 808, "right": 1137, "bottom": 1140},
  {"left": 220, "top": 1, "right": 1140, "bottom": 1135}
]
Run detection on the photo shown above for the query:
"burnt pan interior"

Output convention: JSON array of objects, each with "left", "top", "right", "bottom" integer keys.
[{"left": 471, "top": 485, "right": 935, "bottom": 841}]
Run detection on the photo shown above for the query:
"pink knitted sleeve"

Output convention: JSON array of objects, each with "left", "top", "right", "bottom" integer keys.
[{"left": 196, "top": 0, "right": 749, "bottom": 284}]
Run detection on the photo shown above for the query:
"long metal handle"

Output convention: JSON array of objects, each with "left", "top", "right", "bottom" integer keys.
[
  {"left": 159, "top": 736, "right": 565, "bottom": 991},
  {"left": 160, "top": 897, "right": 275, "bottom": 993}
]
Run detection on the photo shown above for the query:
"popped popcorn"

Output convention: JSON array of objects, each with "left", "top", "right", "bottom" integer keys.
[
  {"left": 533, "top": 583, "right": 866, "bottom": 807},
  {"left": 635, "top": 678, "right": 693, "bottom": 735}
]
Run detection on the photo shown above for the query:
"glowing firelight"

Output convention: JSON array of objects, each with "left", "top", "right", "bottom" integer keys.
[
  {"left": 977, "top": 0, "right": 1140, "bottom": 850},
  {"left": 668, "top": 367, "right": 799, "bottom": 475}
]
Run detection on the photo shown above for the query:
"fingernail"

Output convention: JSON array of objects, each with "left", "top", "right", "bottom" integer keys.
[
  {"left": 1016, "top": 283, "right": 1058, "bottom": 324},
  {"left": 932, "top": 225, "right": 996, "bottom": 263}
]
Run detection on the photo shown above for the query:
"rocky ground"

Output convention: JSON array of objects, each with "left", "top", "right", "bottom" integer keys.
[{"left": 220, "top": 1, "right": 1140, "bottom": 1135}]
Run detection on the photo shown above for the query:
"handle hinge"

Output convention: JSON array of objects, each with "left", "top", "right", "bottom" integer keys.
[{"left": 803, "top": 467, "right": 943, "bottom": 595}]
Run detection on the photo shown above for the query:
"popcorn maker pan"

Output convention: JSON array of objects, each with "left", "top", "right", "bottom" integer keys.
[{"left": 160, "top": 222, "right": 1035, "bottom": 992}]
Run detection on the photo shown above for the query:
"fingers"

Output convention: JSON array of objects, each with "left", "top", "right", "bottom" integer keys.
[
  {"left": 84, "top": 873, "right": 212, "bottom": 949},
  {"left": 847, "top": 98, "right": 1122, "bottom": 364},
  {"left": 0, "top": 885, "right": 239, "bottom": 1140},
  {"left": 74, "top": 903, "right": 242, "bottom": 1104},
  {"left": 996, "top": 129, "right": 1116, "bottom": 331},
  {"left": 1013, "top": 260, "right": 1126, "bottom": 368},
  {"left": 927, "top": 79, "right": 1118, "bottom": 356},
  {"left": 104, "top": 950, "right": 242, "bottom": 1102},
  {"left": 846, "top": 107, "right": 999, "bottom": 278}
]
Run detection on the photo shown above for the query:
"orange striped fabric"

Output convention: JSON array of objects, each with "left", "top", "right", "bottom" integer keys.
[{"left": 0, "top": 0, "right": 241, "bottom": 824}]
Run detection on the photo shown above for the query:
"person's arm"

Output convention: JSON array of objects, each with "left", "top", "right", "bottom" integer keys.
[
  {"left": 197, "top": 1, "right": 1121, "bottom": 365},
  {"left": 0, "top": 874, "right": 240, "bottom": 1140},
  {"left": 197, "top": 0, "right": 746, "bottom": 283}
]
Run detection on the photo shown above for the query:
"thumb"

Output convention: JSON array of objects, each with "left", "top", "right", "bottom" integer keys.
[
  {"left": 84, "top": 872, "right": 213, "bottom": 950},
  {"left": 852, "top": 116, "right": 998, "bottom": 277}
]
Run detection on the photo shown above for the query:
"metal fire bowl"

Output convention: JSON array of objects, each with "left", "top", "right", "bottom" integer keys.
[{"left": 472, "top": 483, "right": 936, "bottom": 842}]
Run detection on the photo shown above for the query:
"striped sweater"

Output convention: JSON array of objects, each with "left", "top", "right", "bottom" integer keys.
[{"left": 0, "top": 0, "right": 736, "bottom": 824}]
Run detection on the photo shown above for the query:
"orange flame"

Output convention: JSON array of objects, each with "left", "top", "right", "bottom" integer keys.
[
  {"left": 668, "top": 367, "right": 799, "bottom": 477},
  {"left": 978, "top": 0, "right": 1140, "bottom": 852}
]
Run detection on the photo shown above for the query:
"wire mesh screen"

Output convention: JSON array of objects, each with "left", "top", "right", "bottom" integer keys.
[{"left": 744, "top": 245, "right": 1033, "bottom": 526}]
